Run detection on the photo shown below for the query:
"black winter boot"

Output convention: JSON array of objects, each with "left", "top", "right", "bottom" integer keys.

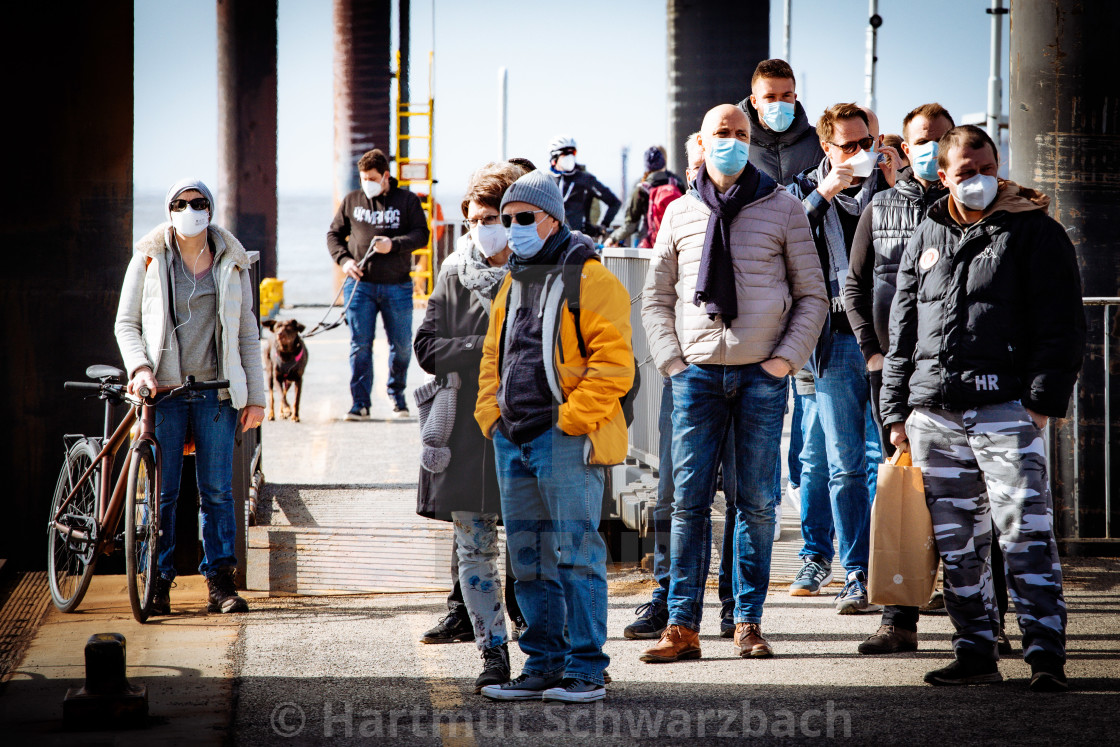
[
  {"left": 474, "top": 644, "right": 510, "bottom": 692},
  {"left": 151, "top": 576, "right": 172, "bottom": 616},
  {"left": 207, "top": 567, "right": 249, "bottom": 613}
]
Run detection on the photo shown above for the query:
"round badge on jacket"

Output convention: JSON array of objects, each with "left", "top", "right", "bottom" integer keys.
[{"left": 918, "top": 247, "right": 940, "bottom": 272}]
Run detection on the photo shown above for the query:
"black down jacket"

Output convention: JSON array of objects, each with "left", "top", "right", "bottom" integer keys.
[
  {"left": 844, "top": 170, "right": 948, "bottom": 361},
  {"left": 880, "top": 183, "right": 1085, "bottom": 426},
  {"left": 413, "top": 257, "right": 502, "bottom": 521}
]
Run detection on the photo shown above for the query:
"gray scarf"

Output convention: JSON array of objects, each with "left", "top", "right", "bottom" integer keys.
[
  {"left": 815, "top": 157, "right": 879, "bottom": 298},
  {"left": 451, "top": 234, "right": 507, "bottom": 309}
]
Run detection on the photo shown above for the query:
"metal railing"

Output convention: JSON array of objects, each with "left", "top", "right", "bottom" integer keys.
[
  {"left": 1062, "top": 296, "right": 1119, "bottom": 542},
  {"left": 601, "top": 247, "right": 661, "bottom": 468}
]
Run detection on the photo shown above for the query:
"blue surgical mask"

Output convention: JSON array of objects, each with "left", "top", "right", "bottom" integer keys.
[
  {"left": 760, "top": 101, "right": 795, "bottom": 132},
  {"left": 910, "top": 141, "right": 940, "bottom": 182},
  {"left": 506, "top": 220, "right": 552, "bottom": 260},
  {"left": 706, "top": 137, "right": 750, "bottom": 176}
]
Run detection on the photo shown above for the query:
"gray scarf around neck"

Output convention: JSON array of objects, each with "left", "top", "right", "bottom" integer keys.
[
  {"left": 452, "top": 234, "right": 508, "bottom": 309},
  {"left": 815, "top": 157, "right": 879, "bottom": 298}
]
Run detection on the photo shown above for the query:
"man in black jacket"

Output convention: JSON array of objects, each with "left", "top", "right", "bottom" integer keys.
[
  {"left": 547, "top": 135, "right": 621, "bottom": 236},
  {"left": 736, "top": 58, "right": 823, "bottom": 187},
  {"left": 844, "top": 102, "right": 957, "bottom": 656},
  {"left": 327, "top": 149, "right": 429, "bottom": 419},
  {"left": 882, "top": 125, "right": 1084, "bottom": 692}
]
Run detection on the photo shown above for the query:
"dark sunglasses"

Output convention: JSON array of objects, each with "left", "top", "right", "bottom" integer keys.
[
  {"left": 828, "top": 136, "right": 875, "bottom": 155},
  {"left": 500, "top": 209, "right": 544, "bottom": 228},
  {"left": 169, "top": 197, "right": 211, "bottom": 213},
  {"left": 554, "top": 148, "right": 576, "bottom": 157}
]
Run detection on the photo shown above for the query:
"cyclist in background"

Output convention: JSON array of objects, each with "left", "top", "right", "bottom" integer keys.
[
  {"left": 547, "top": 135, "right": 622, "bottom": 238},
  {"left": 115, "top": 177, "right": 265, "bottom": 616}
]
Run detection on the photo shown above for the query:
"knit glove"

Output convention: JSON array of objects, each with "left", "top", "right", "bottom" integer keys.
[{"left": 412, "top": 372, "right": 461, "bottom": 473}]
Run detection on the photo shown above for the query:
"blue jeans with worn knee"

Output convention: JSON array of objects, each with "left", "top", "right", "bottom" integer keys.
[
  {"left": 494, "top": 426, "right": 609, "bottom": 685},
  {"left": 154, "top": 389, "right": 239, "bottom": 580},
  {"left": 667, "top": 363, "right": 786, "bottom": 629},
  {"left": 803, "top": 332, "right": 872, "bottom": 576},
  {"left": 343, "top": 278, "right": 413, "bottom": 411},
  {"left": 652, "top": 378, "right": 738, "bottom": 614}
]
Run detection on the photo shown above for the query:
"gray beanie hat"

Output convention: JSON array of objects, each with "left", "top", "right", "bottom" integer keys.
[
  {"left": 500, "top": 169, "right": 566, "bottom": 224},
  {"left": 164, "top": 177, "right": 216, "bottom": 222}
]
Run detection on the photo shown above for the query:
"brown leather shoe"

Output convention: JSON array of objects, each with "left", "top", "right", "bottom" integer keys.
[
  {"left": 734, "top": 623, "right": 774, "bottom": 658},
  {"left": 640, "top": 624, "right": 701, "bottom": 663},
  {"left": 858, "top": 624, "right": 918, "bottom": 655}
]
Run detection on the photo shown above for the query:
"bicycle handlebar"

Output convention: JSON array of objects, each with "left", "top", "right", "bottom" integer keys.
[
  {"left": 64, "top": 377, "right": 229, "bottom": 402},
  {"left": 63, "top": 381, "right": 107, "bottom": 392}
]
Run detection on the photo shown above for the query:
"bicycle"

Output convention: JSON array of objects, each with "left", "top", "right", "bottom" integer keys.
[{"left": 48, "top": 365, "right": 228, "bottom": 623}]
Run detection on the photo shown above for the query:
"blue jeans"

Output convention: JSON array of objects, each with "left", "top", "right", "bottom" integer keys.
[
  {"left": 865, "top": 401, "right": 882, "bottom": 500},
  {"left": 153, "top": 389, "right": 239, "bottom": 580},
  {"left": 494, "top": 426, "right": 609, "bottom": 685},
  {"left": 802, "top": 332, "right": 872, "bottom": 576},
  {"left": 787, "top": 386, "right": 805, "bottom": 489},
  {"left": 652, "top": 378, "right": 738, "bottom": 615},
  {"left": 668, "top": 363, "right": 786, "bottom": 628},
  {"left": 343, "top": 278, "right": 413, "bottom": 411},
  {"left": 797, "top": 393, "right": 834, "bottom": 560}
]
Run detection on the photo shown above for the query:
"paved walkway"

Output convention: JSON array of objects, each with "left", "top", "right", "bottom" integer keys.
[{"left": 3, "top": 305, "right": 1119, "bottom": 745}]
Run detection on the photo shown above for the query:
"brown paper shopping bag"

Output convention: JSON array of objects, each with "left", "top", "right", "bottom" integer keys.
[{"left": 868, "top": 448, "right": 939, "bottom": 607}]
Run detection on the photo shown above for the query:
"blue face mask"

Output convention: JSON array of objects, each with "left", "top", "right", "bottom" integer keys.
[
  {"left": 910, "top": 141, "right": 940, "bottom": 182},
  {"left": 760, "top": 101, "right": 795, "bottom": 132},
  {"left": 506, "top": 220, "right": 552, "bottom": 260},
  {"left": 706, "top": 137, "right": 751, "bottom": 176}
]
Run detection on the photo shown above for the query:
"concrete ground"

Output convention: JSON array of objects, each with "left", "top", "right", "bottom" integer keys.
[{"left": 3, "top": 306, "right": 1119, "bottom": 745}]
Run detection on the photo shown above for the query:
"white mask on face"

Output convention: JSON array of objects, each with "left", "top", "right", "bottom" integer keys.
[
  {"left": 361, "top": 178, "right": 384, "bottom": 199},
  {"left": 556, "top": 154, "right": 576, "bottom": 173},
  {"left": 172, "top": 206, "right": 209, "bottom": 238},
  {"left": 954, "top": 173, "right": 998, "bottom": 211},
  {"left": 471, "top": 223, "right": 508, "bottom": 258},
  {"left": 845, "top": 148, "right": 876, "bottom": 178}
]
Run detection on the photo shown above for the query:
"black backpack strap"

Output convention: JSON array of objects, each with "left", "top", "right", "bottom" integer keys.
[{"left": 562, "top": 257, "right": 589, "bottom": 359}]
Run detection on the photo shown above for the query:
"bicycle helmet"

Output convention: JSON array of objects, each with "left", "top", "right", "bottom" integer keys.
[{"left": 548, "top": 135, "right": 577, "bottom": 158}]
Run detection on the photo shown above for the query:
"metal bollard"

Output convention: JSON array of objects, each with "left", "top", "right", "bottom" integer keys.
[{"left": 63, "top": 632, "right": 148, "bottom": 727}]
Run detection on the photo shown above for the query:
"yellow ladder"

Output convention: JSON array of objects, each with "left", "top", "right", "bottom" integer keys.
[{"left": 395, "top": 51, "right": 435, "bottom": 300}]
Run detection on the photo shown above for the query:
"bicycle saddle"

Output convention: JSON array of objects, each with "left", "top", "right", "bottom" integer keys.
[{"left": 86, "top": 364, "right": 125, "bottom": 382}]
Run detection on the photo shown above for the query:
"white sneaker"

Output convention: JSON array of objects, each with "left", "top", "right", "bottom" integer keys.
[
  {"left": 785, "top": 482, "right": 801, "bottom": 513},
  {"left": 773, "top": 502, "right": 783, "bottom": 541}
]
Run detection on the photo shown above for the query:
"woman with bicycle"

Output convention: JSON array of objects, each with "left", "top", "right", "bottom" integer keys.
[{"left": 115, "top": 177, "right": 265, "bottom": 616}]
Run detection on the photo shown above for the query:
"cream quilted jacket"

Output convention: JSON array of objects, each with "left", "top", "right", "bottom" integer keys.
[{"left": 642, "top": 187, "right": 827, "bottom": 376}]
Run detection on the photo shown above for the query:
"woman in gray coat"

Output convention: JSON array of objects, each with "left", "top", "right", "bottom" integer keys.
[{"left": 414, "top": 161, "right": 525, "bottom": 692}]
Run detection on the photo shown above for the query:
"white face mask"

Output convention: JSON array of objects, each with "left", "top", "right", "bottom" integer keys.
[
  {"left": 171, "top": 206, "right": 209, "bottom": 238},
  {"left": 471, "top": 223, "right": 508, "bottom": 258},
  {"left": 844, "top": 148, "right": 876, "bottom": 178},
  {"left": 953, "top": 173, "right": 998, "bottom": 211},
  {"left": 361, "top": 178, "right": 384, "bottom": 199},
  {"left": 556, "top": 154, "right": 576, "bottom": 173}
]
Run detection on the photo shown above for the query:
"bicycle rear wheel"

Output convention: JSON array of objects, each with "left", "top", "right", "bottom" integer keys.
[
  {"left": 47, "top": 439, "right": 100, "bottom": 612},
  {"left": 125, "top": 443, "right": 160, "bottom": 623}
]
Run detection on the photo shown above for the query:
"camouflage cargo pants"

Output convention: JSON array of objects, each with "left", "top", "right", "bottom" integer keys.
[{"left": 906, "top": 402, "right": 1066, "bottom": 663}]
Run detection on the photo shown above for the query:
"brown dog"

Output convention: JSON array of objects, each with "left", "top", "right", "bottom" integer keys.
[{"left": 262, "top": 319, "right": 309, "bottom": 422}]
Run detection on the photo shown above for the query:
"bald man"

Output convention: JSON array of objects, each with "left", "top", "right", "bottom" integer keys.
[{"left": 641, "top": 103, "right": 827, "bottom": 663}]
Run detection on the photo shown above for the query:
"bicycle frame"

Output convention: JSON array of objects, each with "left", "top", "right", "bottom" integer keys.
[{"left": 51, "top": 401, "right": 163, "bottom": 556}]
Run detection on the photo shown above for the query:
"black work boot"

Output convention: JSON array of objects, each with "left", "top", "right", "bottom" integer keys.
[
  {"left": 421, "top": 610, "right": 475, "bottom": 644},
  {"left": 151, "top": 576, "right": 172, "bottom": 616},
  {"left": 924, "top": 653, "right": 1002, "bottom": 686},
  {"left": 474, "top": 643, "right": 511, "bottom": 692},
  {"left": 1029, "top": 652, "right": 1069, "bottom": 693},
  {"left": 206, "top": 567, "right": 249, "bottom": 613}
]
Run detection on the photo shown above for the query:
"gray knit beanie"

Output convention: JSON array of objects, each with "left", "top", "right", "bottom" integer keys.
[
  {"left": 500, "top": 169, "right": 566, "bottom": 224},
  {"left": 164, "top": 177, "right": 216, "bottom": 222}
]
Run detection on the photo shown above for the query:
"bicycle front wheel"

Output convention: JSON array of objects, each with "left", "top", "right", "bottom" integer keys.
[
  {"left": 47, "top": 439, "right": 100, "bottom": 612},
  {"left": 125, "top": 443, "right": 160, "bottom": 623}
]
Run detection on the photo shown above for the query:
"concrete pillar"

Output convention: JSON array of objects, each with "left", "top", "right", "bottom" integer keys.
[
  {"left": 666, "top": 0, "right": 769, "bottom": 178},
  {"left": 1010, "top": 1, "right": 1120, "bottom": 550},
  {"left": 217, "top": 0, "right": 278, "bottom": 279},
  {"left": 0, "top": 6, "right": 132, "bottom": 568},
  {"left": 333, "top": 0, "right": 392, "bottom": 202}
]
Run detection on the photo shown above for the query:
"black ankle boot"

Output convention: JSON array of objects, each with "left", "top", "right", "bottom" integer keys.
[
  {"left": 474, "top": 643, "right": 510, "bottom": 692},
  {"left": 151, "top": 576, "right": 172, "bottom": 616},
  {"left": 207, "top": 567, "right": 249, "bottom": 613}
]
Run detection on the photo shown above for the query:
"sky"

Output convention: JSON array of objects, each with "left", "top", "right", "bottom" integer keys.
[{"left": 134, "top": 0, "right": 1009, "bottom": 203}]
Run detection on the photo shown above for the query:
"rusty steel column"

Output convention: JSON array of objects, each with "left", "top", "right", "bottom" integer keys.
[
  {"left": 666, "top": 0, "right": 768, "bottom": 178},
  {"left": 217, "top": 0, "right": 278, "bottom": 279},
  {"left": 1, "top": 5, "right": 132, "bottom": 569},
  {"left": 333, "top": 0, "right": 393, "bottom": 202},
  {"left": 1010, "top": 0, "right": 1120, "bottom": 552},
  {"left": 398, "top": 0, "right": 410, "bottom": 161}
]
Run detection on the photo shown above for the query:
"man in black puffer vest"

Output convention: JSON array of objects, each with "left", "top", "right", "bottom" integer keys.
[
  {"left": 882, "top": 125, "right": 1084, "bottom": 692},
  {"left": 844, "top": 103, "right": 958, "bottom": 655}
]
